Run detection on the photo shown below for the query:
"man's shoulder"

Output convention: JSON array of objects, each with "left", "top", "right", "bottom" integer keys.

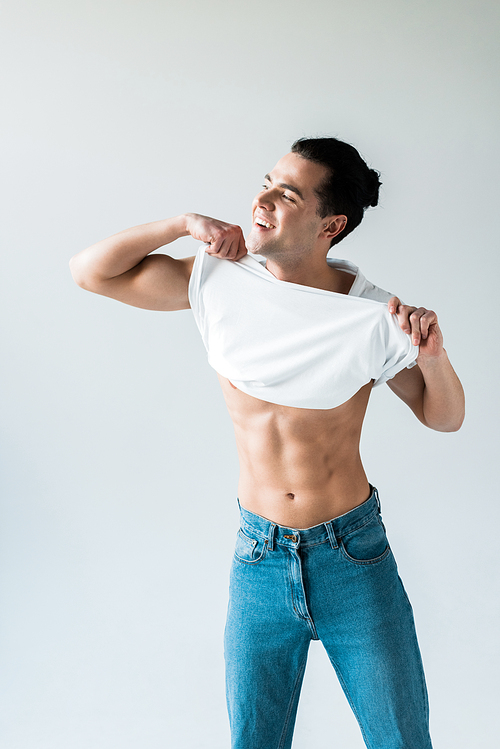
[{"left": 327, "top": 257, "right": 393, "bottom": 304}]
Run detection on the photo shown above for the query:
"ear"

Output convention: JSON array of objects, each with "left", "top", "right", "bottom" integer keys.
[{"left": 321, "top": 215, "right": 347, "bottom": 241}]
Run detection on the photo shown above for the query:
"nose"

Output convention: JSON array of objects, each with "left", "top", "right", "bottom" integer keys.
[{"left": 254, "top": 187, "right": 275, "bottom": 210}]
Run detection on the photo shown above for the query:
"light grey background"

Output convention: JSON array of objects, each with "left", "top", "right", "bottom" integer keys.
[{"left": 1, "top": 1, "right": 499, "bottom": 747}]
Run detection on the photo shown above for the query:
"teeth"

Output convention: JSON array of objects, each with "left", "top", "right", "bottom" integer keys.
[{"left": 256, "top": 219, "right": 274, "bottom": 229}]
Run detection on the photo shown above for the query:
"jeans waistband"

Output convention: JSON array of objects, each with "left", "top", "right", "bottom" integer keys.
[{"left": 237, "top": 486, "right": 381, "bottom": 550}]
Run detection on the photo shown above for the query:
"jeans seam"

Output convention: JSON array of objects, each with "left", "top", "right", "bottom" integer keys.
[
  {"left": 234, "top": 529, "right": 269, "bottom": 565},
  {"left": 336, "top": 508, "right": 379, "bottom": 540},
  {"left": 326, "top": 652, "right": 373, "bottom": 749},
  {"left": 300, "top": 539, "right": 330, "bottom": 550},
  {"left": 233, "top": 553, "right": 267, "bottom": 564},
  {"left": 339, "top": 543, "right": 392, "bottom": 566},
  {"left": 277, "top": 651, "right": 308, "bottom": 749},
  {"left": 287, "top": 553, "right": 301, "bottom": 619},
  {"left": 398, "top": 579, "right": 431, "bottom": 726}
]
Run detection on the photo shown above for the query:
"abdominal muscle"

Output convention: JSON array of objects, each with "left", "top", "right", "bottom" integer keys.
[{"left": 217, "top": 374, "right": 374, "bottom": 529}]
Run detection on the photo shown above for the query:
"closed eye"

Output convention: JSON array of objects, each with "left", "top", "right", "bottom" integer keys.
[{"left": 261, "top": 184, "right": 295, "bottom": 202}]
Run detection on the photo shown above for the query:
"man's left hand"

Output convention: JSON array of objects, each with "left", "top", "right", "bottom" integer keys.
[{"left": 388, "top": 297, "right": 444, "bottom": 360}]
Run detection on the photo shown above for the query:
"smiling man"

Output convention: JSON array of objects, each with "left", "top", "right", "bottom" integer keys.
[{"left": 70, "top": 137, "right": 464, "bottom": 749}]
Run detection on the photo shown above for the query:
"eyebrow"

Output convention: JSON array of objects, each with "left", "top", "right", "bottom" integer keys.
[{"left": 264, "top": 173, "right": 304, "bottom": 201}]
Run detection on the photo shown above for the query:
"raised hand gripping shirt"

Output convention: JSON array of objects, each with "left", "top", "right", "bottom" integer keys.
[{"left": 188, "top": 248, "right": 418, "bottom": 410}]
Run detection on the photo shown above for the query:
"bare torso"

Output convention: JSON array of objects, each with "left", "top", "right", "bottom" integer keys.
[{"left": 217, "top": 374, "right": 374, "bottom": 529}]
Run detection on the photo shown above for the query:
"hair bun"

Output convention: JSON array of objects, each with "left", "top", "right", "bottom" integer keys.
[{"left": 366, "top": 168, "right": 382, "bottom": 208}]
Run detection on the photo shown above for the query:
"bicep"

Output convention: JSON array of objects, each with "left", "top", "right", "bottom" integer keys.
[
  {"left": 79, "top": 254, "right": 195, "bottom": 311},
  {"left": 386, "top": 363, "right": 426, "bottom": 423}
]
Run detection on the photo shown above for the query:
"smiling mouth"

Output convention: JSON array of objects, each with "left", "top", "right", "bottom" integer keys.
[{"left": 255, "top": 218, "right": 276, "bottom": 229}]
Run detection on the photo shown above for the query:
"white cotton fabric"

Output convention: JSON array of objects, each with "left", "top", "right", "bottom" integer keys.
[{"left": 188, "top": 247, "right": 419, "bottom": 410}]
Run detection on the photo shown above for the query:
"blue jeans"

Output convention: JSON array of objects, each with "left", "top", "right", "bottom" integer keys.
[{"left": 224, "top": 487, "right": 433, "bottom": 749}]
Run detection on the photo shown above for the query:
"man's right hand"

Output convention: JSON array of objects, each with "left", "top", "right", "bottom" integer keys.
[{"left": 185, "top": 213, "right": 247, "bottom": 261}]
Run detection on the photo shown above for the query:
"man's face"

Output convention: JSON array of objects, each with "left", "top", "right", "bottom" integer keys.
[{"left": 245, "top": 152, "right": 330, "bottom": 260}]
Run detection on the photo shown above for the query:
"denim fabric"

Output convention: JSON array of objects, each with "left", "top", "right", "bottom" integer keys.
[{"left": 224, "top": 487, "right": 433, "bottom": 749}]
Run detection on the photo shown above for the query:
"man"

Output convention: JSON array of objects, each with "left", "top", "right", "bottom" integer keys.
[{"left": 70, "top": 137, "right": 464, "bottom": 749}]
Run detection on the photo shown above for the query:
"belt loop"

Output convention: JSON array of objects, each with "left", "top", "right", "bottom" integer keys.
[
  {"left": 373, "top": 486, "right": 381, "bottom": 513},
  {"left": 267, "top": 522, "right": 276, "bottom": 551},
  {"left": 325, "top": 520, "right": 338, "bottom": 550}
]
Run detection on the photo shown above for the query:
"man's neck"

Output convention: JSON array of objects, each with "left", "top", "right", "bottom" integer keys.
[{"left": 264, "top": 254, "right": 354, "bottom": 295}]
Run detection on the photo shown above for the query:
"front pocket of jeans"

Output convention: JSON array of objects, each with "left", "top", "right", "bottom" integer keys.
[
  {"left": 234, "top": 528, "right": 268, "bottom": 564},
  {"left": 340, "top": 515, "right": 391, "bottom": 565}
]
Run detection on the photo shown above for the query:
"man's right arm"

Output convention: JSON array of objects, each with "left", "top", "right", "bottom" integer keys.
[{"left": 69, "top": 213, "right": 246, "bottom": 311}]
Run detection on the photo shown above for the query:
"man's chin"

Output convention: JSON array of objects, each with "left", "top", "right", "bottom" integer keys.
[
  {"left": 246, "top": 231, "right": 275, "bottom": 257},
  {"left": 245, "top": 233, "right": 262, "bottom": 255}
]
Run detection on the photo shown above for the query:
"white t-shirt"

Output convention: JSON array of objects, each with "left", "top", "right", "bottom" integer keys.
[{"left": 188, "top": 248, "right": 418, "bottom": 410}]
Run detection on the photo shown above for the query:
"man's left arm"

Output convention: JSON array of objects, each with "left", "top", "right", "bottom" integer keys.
[{"left": 387, "top": 298, "right": 465, "bottom": 432}]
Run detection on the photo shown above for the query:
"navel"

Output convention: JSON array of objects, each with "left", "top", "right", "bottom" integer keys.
[{"left": 286, "top": 492, "right": 295, "bottom": 500}]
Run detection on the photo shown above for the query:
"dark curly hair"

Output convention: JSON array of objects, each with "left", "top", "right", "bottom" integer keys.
[{"left": 291, "top": 137, "right": 381, "bottom": 247}]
